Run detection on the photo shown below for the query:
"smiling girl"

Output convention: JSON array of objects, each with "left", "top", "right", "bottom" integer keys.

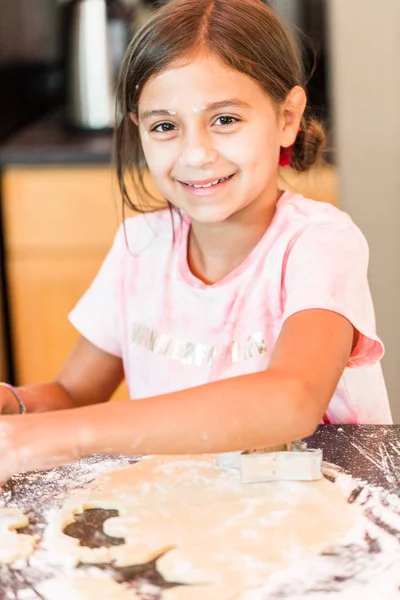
[{"left": 0, "top": 0, "right": 391, "bottom": 480}]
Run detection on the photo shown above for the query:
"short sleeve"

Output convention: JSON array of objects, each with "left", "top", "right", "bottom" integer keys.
[
  {"left": 281, "top": 221, "right": 384, "bottom": 367},
  {"left": 68, "top": 224, "right": 126, "bottom": 357}
]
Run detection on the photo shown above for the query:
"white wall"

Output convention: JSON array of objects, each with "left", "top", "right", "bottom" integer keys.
[{"left": 328, "top": 0, "right": 400, "bottom": 423}]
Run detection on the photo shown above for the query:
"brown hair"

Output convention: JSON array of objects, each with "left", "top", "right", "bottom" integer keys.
[{"left": 115, "top": 0, "right": 326, "bottom": 213}]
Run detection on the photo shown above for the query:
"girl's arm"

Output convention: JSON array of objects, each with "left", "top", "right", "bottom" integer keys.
[
  {"left": 80, "top": 307, "right": 355, "bottom": 454},
  {"left": 0, "top": 308, "right": 355, "bottom": 480},
  {"left": 0, "top": 337, "right": 124, "bottom": 414}
]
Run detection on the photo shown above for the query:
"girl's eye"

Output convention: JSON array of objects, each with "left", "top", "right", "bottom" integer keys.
[
  {"left": 151, "top": 122, "right": 177, "bottom": 133},
  {"left": 214, "top": 115, "right": 240, "bottom": 127}
]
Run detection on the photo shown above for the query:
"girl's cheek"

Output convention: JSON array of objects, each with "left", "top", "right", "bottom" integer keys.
[
  {"left": 147, "top": 144, "right": 180, "bottom": 176},
  {"left": 215, "top": 143, "right": 247, "bottom": 167},
  {"left": 140, "top": 136, "right": 163, "bottom": 172},
  {"left": 146, "top": 151, "right": 173, "bottom": 173},
  {"left": 145, "top": 157, "right": 175, "bottom": 191},
  {"left": 214, "top": 131, "right": 253, "bottom": 161}
]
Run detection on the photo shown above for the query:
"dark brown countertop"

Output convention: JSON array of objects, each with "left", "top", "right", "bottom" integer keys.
[
  {"left": 0, "top": 112, "right": 114, "bottom": 167},
  {"left": 0, "top": 425, "right": 399, "bottom": 599}
]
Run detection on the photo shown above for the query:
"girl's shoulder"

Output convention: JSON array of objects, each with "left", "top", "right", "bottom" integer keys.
[
  {"left": 278, "top": 191, "right": 361, "bottom": 234},
  {"left": 275, "top": 191, "right": 369, "bottom": 258}
]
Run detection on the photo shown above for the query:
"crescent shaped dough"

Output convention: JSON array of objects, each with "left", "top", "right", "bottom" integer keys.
[{"left": 0, "top": 507, "right": 36, "bottom": 564}]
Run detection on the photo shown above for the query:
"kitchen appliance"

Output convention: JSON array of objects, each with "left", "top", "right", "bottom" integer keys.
[{"left": 67, "top": 0, "right": 115, "bottom": 131}]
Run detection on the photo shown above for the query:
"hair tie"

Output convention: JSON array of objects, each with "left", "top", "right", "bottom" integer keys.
[
  {"left": 279, "top": 127, "right": 302, "bottom": 167},
  {"left": 279, "top": 144, "right": 294, "bottom": 168}
]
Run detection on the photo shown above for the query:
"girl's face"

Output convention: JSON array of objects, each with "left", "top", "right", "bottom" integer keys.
[{"left": 135, "top": 53, "right": 304, "bottom": 224}]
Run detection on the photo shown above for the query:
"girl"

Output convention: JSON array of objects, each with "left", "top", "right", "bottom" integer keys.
[{"left": 0, "top": 0, "right": 392, "bottom": 482}]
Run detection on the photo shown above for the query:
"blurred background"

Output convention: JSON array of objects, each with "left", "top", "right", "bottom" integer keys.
[{"left": 0, "top": 0, "right": 399, "bottom": 421}]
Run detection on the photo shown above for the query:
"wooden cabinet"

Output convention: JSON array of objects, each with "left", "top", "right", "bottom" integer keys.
[
  {"left": 1, "top": 166, "right": 163, "bottom": 400},
  {"left": 1, "top": 163, "right": 337, "bottom": 399}
]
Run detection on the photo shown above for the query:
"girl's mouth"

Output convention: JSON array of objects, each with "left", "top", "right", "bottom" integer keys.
[{"left": 179, "top": 173, "right": 235, "bottom": 195}]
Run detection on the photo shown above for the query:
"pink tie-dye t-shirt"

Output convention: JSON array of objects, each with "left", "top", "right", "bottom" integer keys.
[{"left": 69, "top": 191, "right": 392, "bottom": 424}]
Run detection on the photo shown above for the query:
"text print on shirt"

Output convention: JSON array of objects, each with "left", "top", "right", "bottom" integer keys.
[{"left": 132, "top": 321, "right": 267, "bottom": 367}]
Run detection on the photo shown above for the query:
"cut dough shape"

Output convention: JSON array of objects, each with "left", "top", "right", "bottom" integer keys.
[
  {"left": 39, "top": 572, "right": 140, "bottom": 600},
  {"left": 43, "top": 455, "right": 361, "bottom": 599},
  {"left": 0, "top": 507, "right": 36, "bottom": 563}
]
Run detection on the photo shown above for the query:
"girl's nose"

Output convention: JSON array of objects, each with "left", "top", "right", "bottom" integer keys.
[{"left": 178, "top": 132, "right": 218, "bottom": 168}]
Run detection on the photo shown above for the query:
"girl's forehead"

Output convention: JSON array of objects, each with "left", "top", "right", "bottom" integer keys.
[{"left": 138, "top": 55, "right": 270, "bottom": 111}]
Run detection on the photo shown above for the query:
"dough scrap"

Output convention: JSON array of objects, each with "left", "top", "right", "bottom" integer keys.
[
  {"left": 0, "top": 507, "right": 36, "bottom": 564},
  {"left": 43, "top": 455, "right": 361, "bottom": 599}
]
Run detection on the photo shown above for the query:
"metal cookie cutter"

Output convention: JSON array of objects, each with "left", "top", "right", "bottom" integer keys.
[{"left": 217, "top": 440, "right": 322, "bottom": 483}]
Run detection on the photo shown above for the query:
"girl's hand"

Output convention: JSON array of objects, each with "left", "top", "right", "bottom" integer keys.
[{"left": 0, "top": 413, "right": 83, "bottom": 483}]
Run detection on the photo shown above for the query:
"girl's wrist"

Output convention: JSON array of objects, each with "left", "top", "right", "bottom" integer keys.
[
  {"left": 39, "top": 410, "right": 87, "bottom": 468},
  {"left": 72, "top": 403, "right": 116, "bottom": 458},
  {"left": 54, "top": 406, "right": 97, "bottom": 462}
]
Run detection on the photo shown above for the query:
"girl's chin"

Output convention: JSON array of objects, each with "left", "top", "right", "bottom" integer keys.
[{"left": 183, "top": 205, "right": 243, "bottom": 225}]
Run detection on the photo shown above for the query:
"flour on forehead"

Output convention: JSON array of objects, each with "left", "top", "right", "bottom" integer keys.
[{"left": 192, "top": 103, "right": 208, "bottom": 114}]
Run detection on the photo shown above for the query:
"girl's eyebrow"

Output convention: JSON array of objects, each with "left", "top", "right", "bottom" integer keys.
[{"left": 139, "top": 98, "right": 252, "bottom": 121}]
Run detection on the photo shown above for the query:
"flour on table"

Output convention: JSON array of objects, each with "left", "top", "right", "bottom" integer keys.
[
  {"left": 0, "top": 507, "right": 36, "bottom": 564},
  {"left": 41, "top": 455, "right": 362, "bottom": 599}
]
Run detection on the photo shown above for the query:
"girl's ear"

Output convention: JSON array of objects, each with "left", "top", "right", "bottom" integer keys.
[
  {"left": 130, "top": 113, "right": 139, "bottom": 126},
  {"left": 279, "top": 86, "right": 307, "bottom": 148}
]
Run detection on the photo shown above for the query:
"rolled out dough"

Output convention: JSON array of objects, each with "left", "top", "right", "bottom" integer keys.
[
  {"left": 42, "top": 455, "right": 361, "bottom": 599},
  {"left": 0, "top": 507, "right": 36, "bottom": 564}
]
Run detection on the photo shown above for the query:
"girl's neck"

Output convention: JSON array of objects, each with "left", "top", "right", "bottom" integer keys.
[{"left": 187, "top": 188, "right": 283, "bottom": 285}]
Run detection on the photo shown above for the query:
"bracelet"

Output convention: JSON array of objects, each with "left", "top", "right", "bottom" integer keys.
[{"left": 0, "top": 382, "right": 27, "bottom": 414}]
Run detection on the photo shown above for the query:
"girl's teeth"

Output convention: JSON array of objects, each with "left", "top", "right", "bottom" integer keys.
[
  {"left": 189, "top": 176, "right": 229, "bottom": 188},
  {"left": 192, "top": 180, "right": 218, "bottom": 188}
]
